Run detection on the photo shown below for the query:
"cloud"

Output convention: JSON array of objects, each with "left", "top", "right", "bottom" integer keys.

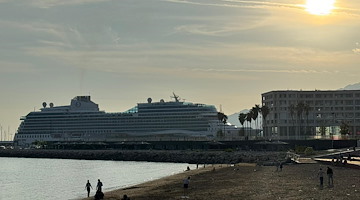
[
  {"left": 189, "top": 68, "right": 338, "bottom": 74},
  {"left": 166, "top": 0, "right": 303, "bottom": 10},
  {"left": 20, "top": 0, "right": 112, "bottom": 8},
  {"left": 166, "top": 0, "right": 360, "bottom": 17},
  {"left": 174, "top": 22, "right": 264, "bottom": 36}
]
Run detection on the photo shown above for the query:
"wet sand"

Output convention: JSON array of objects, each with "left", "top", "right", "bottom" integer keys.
[{"left": 82, "top": 162, "right": 360, "bottom": 200}]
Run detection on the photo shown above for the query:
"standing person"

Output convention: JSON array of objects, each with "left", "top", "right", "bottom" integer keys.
[
  {"left": 85, "top": 180, "right": 93, "bottom": 197},
  {"left": 96, "top": 179, "right": 103, "bottom": 192},
  {"left": 327, "top": 167, "right": 333, "bottom": 186},
  {"left": 279, "top": 163, "right": 283, "bottom": 171},
  {"left": 318, "top": 168, "right": 324, "bottom": 188},
  {"left": 183, "top": 176, "right": 190, "bottom": 196}
]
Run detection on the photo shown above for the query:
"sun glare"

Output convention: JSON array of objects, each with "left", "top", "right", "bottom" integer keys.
[{"left": 305, "top": 0, "right": 336, "bottom": 15}]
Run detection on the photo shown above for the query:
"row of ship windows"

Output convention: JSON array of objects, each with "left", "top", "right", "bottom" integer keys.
[
  {"left": 29, "top": 112, "right": 211, "bottom": 118},
  {"left": 16, "top": 135, "right": 50, "bottom": 138},
  {"left": 20, "top": 122, "right": 209, "bottom": 127},
  {"left": 21, "top": 127, "right": 210, "bottom": 132},
  {"left": 25, "top": 117, "right": 208, "bottom": 122}
]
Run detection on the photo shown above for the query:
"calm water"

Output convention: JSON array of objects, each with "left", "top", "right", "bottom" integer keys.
[{"left": 0, "top": 157, "right": 195, "bottom": 200}]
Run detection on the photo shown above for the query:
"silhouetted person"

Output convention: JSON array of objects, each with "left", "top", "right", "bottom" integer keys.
[
  {"left": 94, "top": 190, "right": 104, "bottom": 200},
  {"left": 85, "top": 180, "right": 93, "bottom": 197},
  {"left": 327, "top": 167, "right": 333, "bottom": 186},
  {"left": 96, "top": 179, "right": 103, "bottom": 192},
  {"left": 183, "top": 176, "right": 190, "bottom": 196},
  {"left": 318, "top": 168, "right": 324, "bottom": 188}
]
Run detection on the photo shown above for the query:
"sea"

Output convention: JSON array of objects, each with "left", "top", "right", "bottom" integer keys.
[{"left": 0, "top": 157, "right": 195, "bottom": 200}]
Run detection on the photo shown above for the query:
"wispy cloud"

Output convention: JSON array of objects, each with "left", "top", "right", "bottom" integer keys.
[
  {"left": 0, "top": 19, "right": 65, "bottom": 38},
  {"left": 20, "top": 0, "right": 112, "bottom": 8},
  {"left": 174, "top": 21, "right": 265, "bottom": 36},
  {"left": 189, "top": 68, "right": 338, "bottom": 74},
  {"left": 166, "top": 0, "right": 303, "bottom": 10},
  {"left": 0, "top": 19, "right": 97, "bottom": 50},
  {"left": 166, "top": 0, "right": 360, "bottom": 16}
]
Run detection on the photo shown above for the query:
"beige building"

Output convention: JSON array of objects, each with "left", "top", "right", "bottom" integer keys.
[{"left": 262, "top": 90, "right": 360, "bottom": 140}]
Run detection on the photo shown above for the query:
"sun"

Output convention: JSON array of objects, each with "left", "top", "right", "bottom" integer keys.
[{"left": 305, "top": 0, "right": 336, "bottom": 15}]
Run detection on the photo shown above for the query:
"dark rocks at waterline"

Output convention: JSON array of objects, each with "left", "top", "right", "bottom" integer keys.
[{"left": 0, "top": 149, "right": 287, "bottom": 164}]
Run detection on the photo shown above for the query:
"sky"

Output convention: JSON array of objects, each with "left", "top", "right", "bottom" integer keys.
[{"left": 0, "top": 0, "right": 359, "bottom": 140}]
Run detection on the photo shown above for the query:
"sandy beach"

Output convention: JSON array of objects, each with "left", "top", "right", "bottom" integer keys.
[{"left": 82, "top": 162, "right": 360, "bottom": 200}]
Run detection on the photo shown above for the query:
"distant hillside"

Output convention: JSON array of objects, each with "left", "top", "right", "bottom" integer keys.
[
  {"left": 227, "top": 109, "right": 262, "bottom": 129},
  {"left": 339, "top": 83, "right": 360, "bottom": 90}
]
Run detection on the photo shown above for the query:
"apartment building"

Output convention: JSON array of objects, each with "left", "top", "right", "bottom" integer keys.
[{"left": 261, "top": 90, "right": 360, "bottom": 139}]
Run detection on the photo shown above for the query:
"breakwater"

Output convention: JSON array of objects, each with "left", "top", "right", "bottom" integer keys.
[{"left": 0, "top": 149, "right": 286, "bottom": 164}]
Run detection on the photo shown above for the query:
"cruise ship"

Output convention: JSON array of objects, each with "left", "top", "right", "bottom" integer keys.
[{"left": 14, "top": 94, "right": 237, "bottom": 147}]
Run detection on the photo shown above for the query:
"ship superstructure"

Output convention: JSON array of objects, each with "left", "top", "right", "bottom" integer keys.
[{"left": 14, "top": 94, "right": 234, "bottom": 147}]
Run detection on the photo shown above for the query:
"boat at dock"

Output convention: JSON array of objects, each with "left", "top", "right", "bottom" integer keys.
[{"left": 14, "top": 94, "right": 238, "bottom": 147}]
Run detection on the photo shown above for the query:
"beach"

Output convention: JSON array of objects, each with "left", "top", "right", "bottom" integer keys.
[{"left": 83, "top": 162, "right": 360, "bottom": 200}]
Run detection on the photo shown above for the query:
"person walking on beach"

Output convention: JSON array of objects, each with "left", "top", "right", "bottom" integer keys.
[
  {"left": 183, "top": 176, "right": 190, "bottom": 197},
  {"left": 318, "top": 168, "right": 324, "bottom": 188},
  {"left": 85, "top": 180, "right": 93, "bottom": 197},
  {"left": 327, "top": 167, "right": 334, "bottom": 186},
  {"left": 97, "top": 179, "right": 103, "bottom": 192}
]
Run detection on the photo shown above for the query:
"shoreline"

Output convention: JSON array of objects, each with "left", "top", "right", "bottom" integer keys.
[
  {"left": 82, "top": 162, "right": 360, "bottom": 200},
  {"left": 0, "top": 149, "right": 287, "bottom": 164},
  {"left": 81, "top": 163, "right": 237, "bottom": 200}
]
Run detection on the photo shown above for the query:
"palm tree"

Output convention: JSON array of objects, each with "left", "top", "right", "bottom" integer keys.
[
  {"left": 251, "top": 105, "right": 261, "bottom": 131},
  {"left": 238, "top": 113, "right": 247, "bottom": 136},
  {"left": 303, "top": 103, "right": 311, "bottom": 136},
  {"left": 289, "top": 104, "right": 296, "bottom": 138},
  {"left": 217, "top": 112, "right": 228, "bottom": 137},
  {"left": 260, "top": 105, "right": 270, "bottom": 137},
  {"left": 296, "top": 102, "right": 305, "bottom": 138},
  {"left": 246, "top": 111, "right": 253, "bottom": 139}
]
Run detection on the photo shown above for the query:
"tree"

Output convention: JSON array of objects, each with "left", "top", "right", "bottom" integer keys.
[
  {"left": 251, "top": 105, "right": 261, "bottom": 131},
  {"left": 217, "top": 112, "right": 228, "bottom": 137},
  {"left": 339, "top": 121, "right": 350, "bottom": 135},
  {"left": 238, "top": 113, "right": 247, "bottom": 136},
  {"left": 289, "top": 104, "right": 296, "bottom": 137},
  {"left": 260, "top": 105, "right": 270, "bottom": 137},
  {"left": 296, "top": 101, "right": 305, "bottom": 138},
  {"left": 238, "top": 113, "right": 246, "bottom": 127},
  {"left": 303, "top": 103, "right": 311, "bottom": 135},
  {"left": 245, "top": 111, "right": 253, "bottom": 138}
]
